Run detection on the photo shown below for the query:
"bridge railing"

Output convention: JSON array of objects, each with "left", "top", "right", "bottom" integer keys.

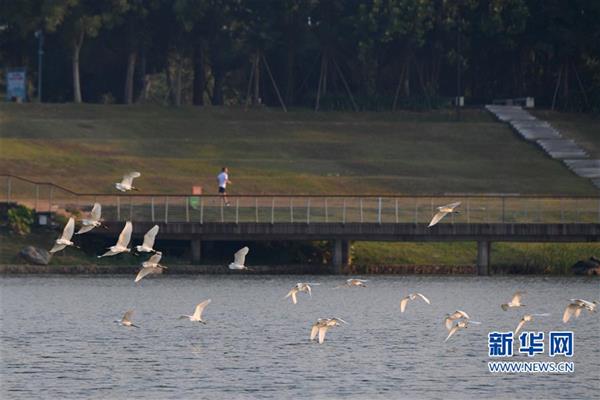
[{"left": 2, "top": 175, "right": 599, "bottom": 224}]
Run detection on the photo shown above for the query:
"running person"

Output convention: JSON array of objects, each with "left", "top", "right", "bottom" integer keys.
[{"left": 217, "top": 167, "right": 232, "bottom": 206}]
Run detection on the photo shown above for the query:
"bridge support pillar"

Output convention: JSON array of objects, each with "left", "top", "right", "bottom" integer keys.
[
  {"left": 342, "top": 240, "right": 350, "bottom": 266},
  {"left": 477, "top": 241, "right": 491, "bottom": 275},
  {"left": 332, "top": 240, "right": 349, "bottom": 274},
  {"left": 191, "top": 238, "right": 202, "bottom": 264}
]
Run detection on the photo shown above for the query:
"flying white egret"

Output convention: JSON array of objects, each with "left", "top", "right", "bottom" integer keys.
[
  {"left": 400, "top": 293, "right": 431, "bottom": 313},
  {"left": 501, "top": 291, "right": 526, "bottom": 311},
  {"left": 310, "top": 317, "right": 347, "bottom": 344},
  {"left": 118, "top": 310, "right": 139, "bottom": 328},
  {"left": 344, "top": 278, "right": 368, "bottom": 287},
  {"left": 443, "top": 310, "right": 471, "bottom": 330},
  {"left": 570, "top": 298, "right": 598, "bottom": 312},
  {"left": 50, "top": 217, "right": 77, "bottom": 253},
  {"left": 179, "top": 300, "right": 212, "bottom": 323},
  {"left": 228, "top": 247, "right": 252, "bottom": 270},
  {"left": 135, "top": 225, "right": 159, "bottom": 253},
  {"left": 445, "top": 319, "right": 481, "bottom": 342},
  {"left": 514, "top": 313, "right": 550, "bottom": 335},
  {"left": 285, "top": 282, "right": 318, "bottom": 304},
  {"left": 428, "top": 201, "right": 461, "bottom": 227},
  {"left": 98, "top": 221, "right": 132, "bottom": 257},
  {"left": 76, "top": 203, "right": 103, "bottom": 234},
  {"left": 563, "top": 299, "right": 598, "bottom": 323},
  {"left": 115, "top": 171, "right": 141, "bottom": 192},
  {"left": 134, "top": 252, "right": 167, "bottom": 283}
]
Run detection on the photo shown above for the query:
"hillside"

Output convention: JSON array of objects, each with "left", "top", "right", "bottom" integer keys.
[{"left": 0, "top": 103, "right": 597, "bottom": 195}]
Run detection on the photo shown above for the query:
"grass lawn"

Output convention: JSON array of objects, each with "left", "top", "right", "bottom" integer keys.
[
  {"left": 0, "top": 103, "right": 597, "bottom": 195},
  {"left": 353, "top": 241, "right": 599, "bottom": 273}
]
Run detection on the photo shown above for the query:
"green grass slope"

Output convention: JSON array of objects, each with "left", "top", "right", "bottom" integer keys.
[
  {"left": 1, "top": 104, "right": 596, "bottom": 195},
  {"left": 532, "top": 110, "right": 600, "bottom": 158}
]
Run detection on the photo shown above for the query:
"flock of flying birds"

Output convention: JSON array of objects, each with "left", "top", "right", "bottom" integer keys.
[{"left": 45, "top": 172, "right": 597, "bottom": 344}]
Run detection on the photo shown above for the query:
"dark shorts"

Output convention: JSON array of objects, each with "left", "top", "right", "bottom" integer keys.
[{"left": 219, "top": 187, "right": 226, "bottom": 194}]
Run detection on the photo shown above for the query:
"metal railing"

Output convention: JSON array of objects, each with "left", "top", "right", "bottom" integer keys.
[{"left": 2, "top": 174, "right": 600, "bottom": 224}]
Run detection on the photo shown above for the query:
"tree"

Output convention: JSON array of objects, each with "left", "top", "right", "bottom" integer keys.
[
  {"left": 173, "top": 0, "right": 211, "bottom": 105},
  {"left": 4, "top": 0, "right": 599, "bottom": 111},
  {"left": 116, "top": 0, "right": 158, "bottom": 104},
  {"left": 43, "top": 0, "right": 111, "bottom": 103}
]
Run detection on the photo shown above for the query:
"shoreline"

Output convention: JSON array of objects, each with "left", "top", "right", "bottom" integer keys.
[
  {"left": 2, "top": 264, "right": 598, "bottom": 275},
  {"left": 0, "top": 263, "right": 478, "bottom": 275}
]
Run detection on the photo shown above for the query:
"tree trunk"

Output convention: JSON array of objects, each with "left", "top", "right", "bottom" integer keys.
[
  {"left": 192, "top": 44, "right": 205, "bottom": 106},
  {"left": 124, "top": 50, "right": 137, "bottom": 105},
  {"left": 141, "top": 75, "right": 151, "bottom": 103},
  {"left": 212, "top": 67, "right": 224, "bottom": 105},
  {"left": 175, "top": 58, "right": 182, "bottom": 107},
  {"left": 414, "top": 60, "right": 431, "bottom": 109},
  {"left": 137, "top": 51, "right": 150, "bottom": 103},
  {"left": 72, "top": 31, "right": 84, "bottom": 103}
]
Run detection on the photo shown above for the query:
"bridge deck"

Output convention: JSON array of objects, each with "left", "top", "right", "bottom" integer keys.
[{"left": 98, "top": 222, "right": 600, "bottom": 242}]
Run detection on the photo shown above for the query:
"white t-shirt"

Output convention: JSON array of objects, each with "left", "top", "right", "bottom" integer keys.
[{"left": 217, "top": 172, "right": 228, "bottom": 188}]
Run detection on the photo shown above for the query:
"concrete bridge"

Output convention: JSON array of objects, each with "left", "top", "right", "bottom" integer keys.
[
  {"left": 3, "top": 175, "right": 600, "bottom": 274},
  {"left": 97, "top": 221, "right": 598, "bottom": 275}
]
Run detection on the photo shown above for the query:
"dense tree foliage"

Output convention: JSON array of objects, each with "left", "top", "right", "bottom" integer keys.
[{"left": 1, "top": 0, "right": 599, "bottom": 111}]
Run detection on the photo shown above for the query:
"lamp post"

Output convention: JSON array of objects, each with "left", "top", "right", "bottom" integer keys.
[{"left": 35, "top": 30, "right": 44, "bottom": 103}]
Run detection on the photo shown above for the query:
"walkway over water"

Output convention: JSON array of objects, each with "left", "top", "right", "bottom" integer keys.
[{"left": 3, "top": 175, "right": 600, "bottom": 274}]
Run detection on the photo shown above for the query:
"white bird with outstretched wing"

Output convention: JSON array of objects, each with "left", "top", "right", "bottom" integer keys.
[
  {"left": 310, "top": 317, "right": 347, "bottom": 344},
  {"left": 285, "top": 282, "right": 318, "bottom": 304},
  {"left": 135, "top": 252, "right": 166, "bottom": 283},
  {"left": 428, "top": 201, "right": 461, "bottom": 227},
  {"left": 400, "top": 292, "right": 431, "bottom": 313},
  {"left": 229, "top": 247, "right": 251, "bottom": 270},
  {"left": 136, "top": 225, "right": 159, "bottom": 253},
  {"left": 345, "top": 278, "right": 368, "bottom": 287},
  {"left": 445, "top": 319, "right": 481, "bottom": 342},
  {"left": 118, "top": 310, "right": 139, "bottom": 328},
  {"left": 563, "top": 299, "right": 598, "bottom": 323},
  {"left": 98, "top": 221, "right": 132, "bottom": 257},
  {"left": 443, "top": 310, "right": 470, "bottom": 330},
  {"left": 50, "top": 217, "right": 77, "bottom": 253},
  {"left": 514, "top": 313, "right": 550, "bottom": 335},
  {"left": 501, "top": 291, "right": 526, "bottom": 311},
  {"left": 115, "top": 171, "right": 141, "bottom": 192},
  {"left": 76, "top": 203, "right": 103, "bottom": 235},
  {"left": 179, "top": 299, "right": 212, "bottom": 323}
]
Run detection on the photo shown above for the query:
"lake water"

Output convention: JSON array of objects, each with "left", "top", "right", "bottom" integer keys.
[{"left": 1, "top": 275, "right": 598, "bottom": 399}]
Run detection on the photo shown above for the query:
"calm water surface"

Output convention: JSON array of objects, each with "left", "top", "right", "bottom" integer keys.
[{"left": 1, "top": 275, "right": 599, "bottom": 399}]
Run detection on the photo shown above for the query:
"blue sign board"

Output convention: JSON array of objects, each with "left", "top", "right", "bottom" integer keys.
[{"left": 6, "top": 68, "right": 27, "bottom": 101}]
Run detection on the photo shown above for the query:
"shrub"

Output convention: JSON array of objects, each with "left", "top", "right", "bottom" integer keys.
[{"left": 7, "top": 205, "right": 34, "bottom": 236}]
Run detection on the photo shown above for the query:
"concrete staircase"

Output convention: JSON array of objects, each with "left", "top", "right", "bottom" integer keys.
[{"left": 485, "top": 105, "right": 600, "bottom": 190}]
